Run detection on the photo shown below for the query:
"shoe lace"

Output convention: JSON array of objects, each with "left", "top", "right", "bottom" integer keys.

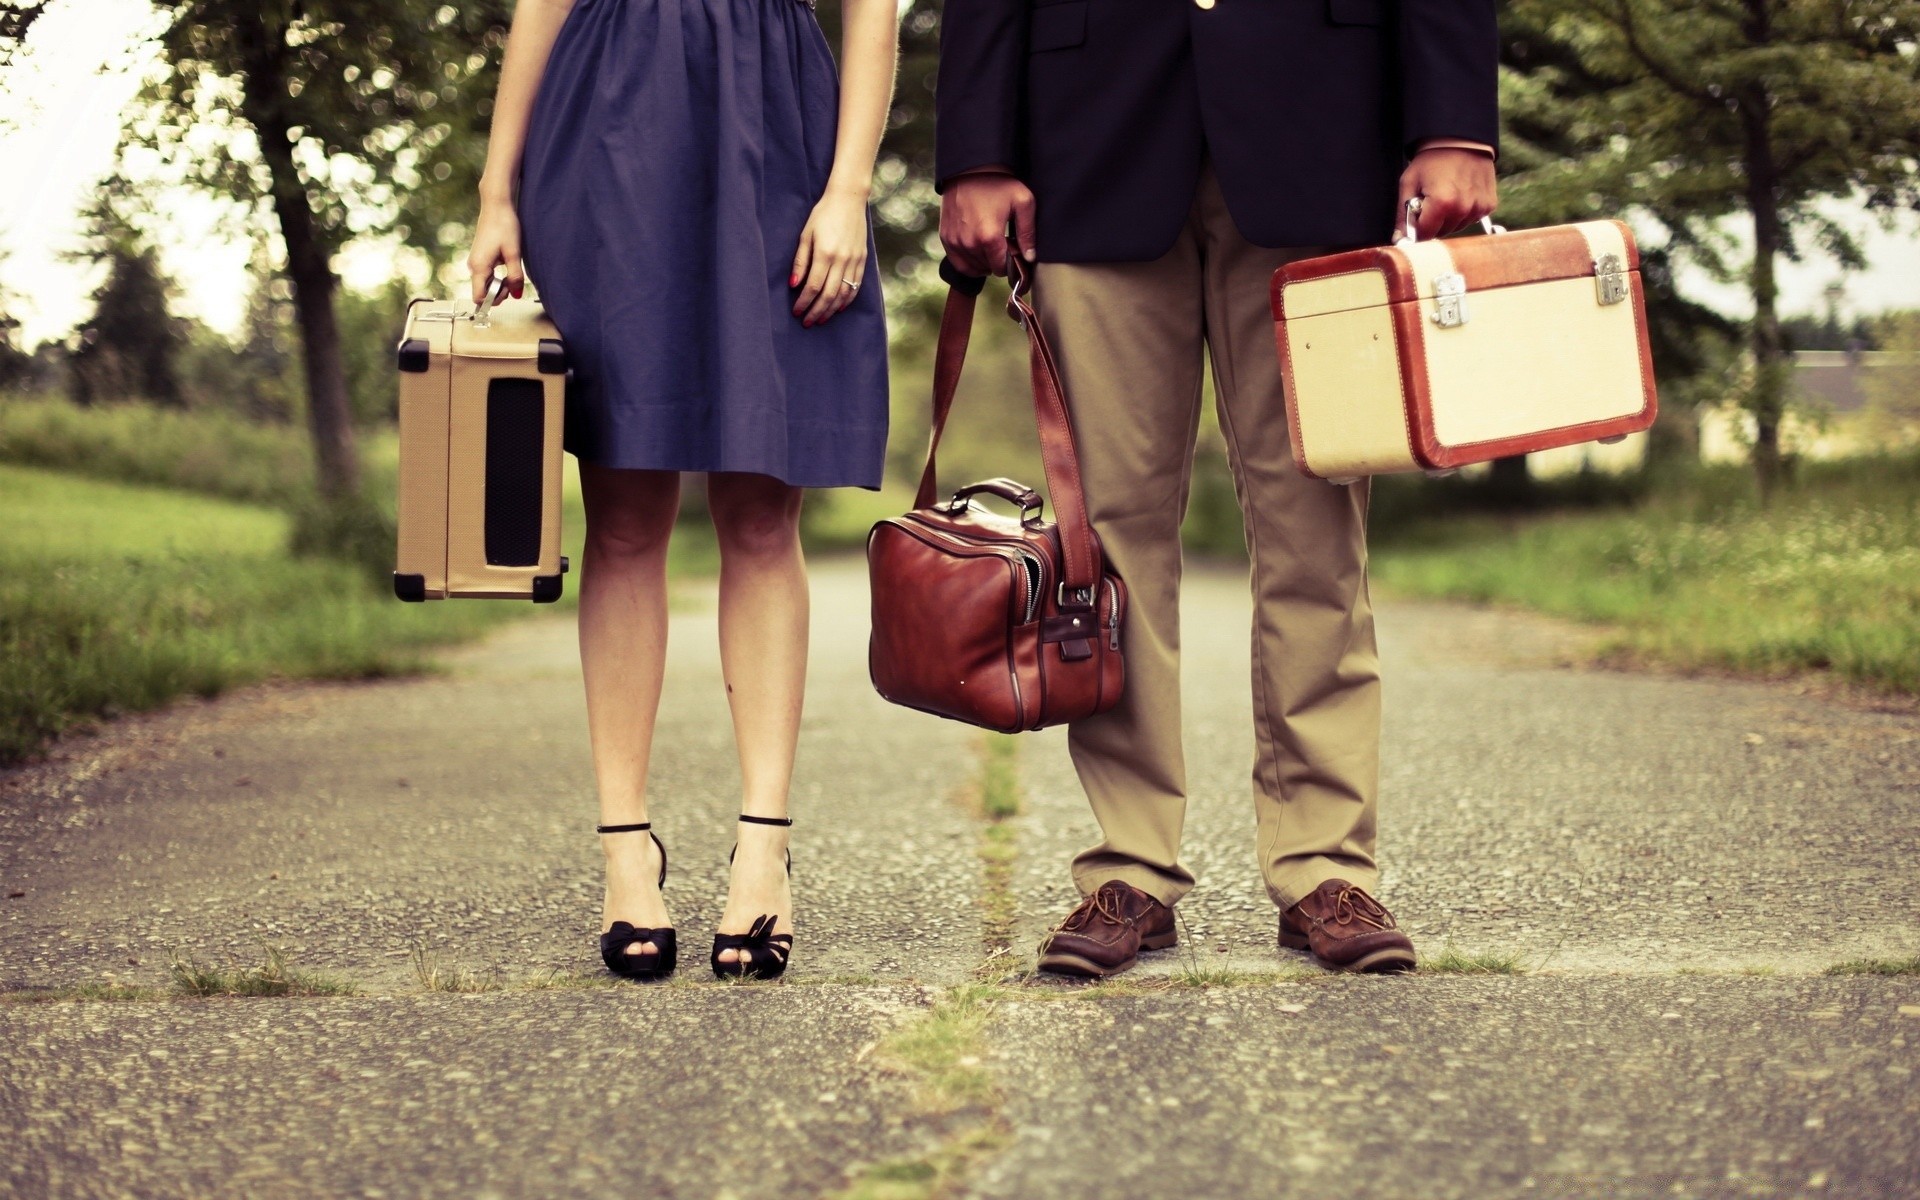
[
  {"left": 1056, "top": 885, "right": 1130, "bottom": 934},
  {"left": 1329, "top": 885, "right": 1392, "bottom": 931}
]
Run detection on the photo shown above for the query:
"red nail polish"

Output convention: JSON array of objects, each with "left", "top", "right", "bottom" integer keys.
[{"left": 790, "top": 273, "right": 799, "bottom": 288}]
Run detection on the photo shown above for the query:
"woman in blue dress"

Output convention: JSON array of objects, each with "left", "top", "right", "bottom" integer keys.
[{"left": 466, "top": 0, "right": 897, "bottom": 981}]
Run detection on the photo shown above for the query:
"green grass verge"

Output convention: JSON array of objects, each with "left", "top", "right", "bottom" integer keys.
[
  {"left": 1823, "top": 955, "right": 1920, "bottom": 977},
  {"left": 1, "top": 464, "right": 515, "bottom": 765},
  {"left": 0, "top": 396, "right": 324, "bottom": 507},
  {"left": 1371, "top": 454, "right": 1920, "bottom": 693}
]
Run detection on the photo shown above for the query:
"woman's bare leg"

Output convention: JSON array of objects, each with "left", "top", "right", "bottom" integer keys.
[
  {"left": 579, "top": 465, "right": 682, "bottom": 960},
  {"left": 705, "top": 472, "right": 808, "bottom": 967}
]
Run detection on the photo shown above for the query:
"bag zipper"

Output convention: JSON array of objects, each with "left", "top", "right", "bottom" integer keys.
[
  {"left": 1016, "top": 550, "right": 1043, "bottom": 624},
  {"left": 1103, "top": 577, "right": 1121, "bottom": 650},
  {"left": 892, "top": 518, "right": 1050, "bottom": 626},
  {"left": 880, "top": 520, "right": 1042, "bottom": 627}
]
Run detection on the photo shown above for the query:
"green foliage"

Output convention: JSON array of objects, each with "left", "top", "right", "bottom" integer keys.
[
  {"left": 1498, "top": 0, "right": 1920, "bottom": 487},
  {"left": 1372, "top": 452, "right": 1920, "bottom": 692},
  {"left": 138, "top": 0, "right": 514, "bottom": 262},
  {"left": 0, "top": 464, "right": 510, "bottom": 765}
]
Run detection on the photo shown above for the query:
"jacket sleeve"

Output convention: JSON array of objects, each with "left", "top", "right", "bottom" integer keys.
[
  {"left": 1397, "top": 0, "right": 1500, "bottom": 157},
  {"left": 935, "top": 0, "right": 1029, "bottom": 188}
]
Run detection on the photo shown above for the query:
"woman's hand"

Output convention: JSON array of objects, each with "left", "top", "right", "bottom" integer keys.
[
  {"left": 467, "top": 196, "right": 527, "bottom": 304},
  {"left": 791, "top": 186, "right": 869, "bottom": 327}
]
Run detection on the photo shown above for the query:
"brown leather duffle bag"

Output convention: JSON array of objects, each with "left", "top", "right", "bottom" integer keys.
[{"left": 867, "top": 256, "right": 1126, "bottom": 733}]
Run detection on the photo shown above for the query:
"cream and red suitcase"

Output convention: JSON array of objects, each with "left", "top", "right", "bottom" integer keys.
[
  {"left": 1271, "top": 219, "right": 1658, "bottom": 482},
  {"left": 393, "top": 280, "right": 570, "bottom": 602}
]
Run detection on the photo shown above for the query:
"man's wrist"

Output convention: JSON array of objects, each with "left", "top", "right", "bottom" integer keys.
[{"left": 1413, "top": 138, "right": 1496, "bottom": 160}]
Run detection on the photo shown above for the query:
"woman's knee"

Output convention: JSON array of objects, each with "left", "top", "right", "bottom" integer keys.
[{"left": 708, "top": 477, "right": 802, "bottom": 559}]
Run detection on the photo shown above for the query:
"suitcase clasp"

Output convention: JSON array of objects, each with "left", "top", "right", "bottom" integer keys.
[
  {"left": 1594, "top": 254, "right": 1629, "bottom": 306},
  {"left": 1430, "top": 273, "right": 1469, "bottom": 328}
]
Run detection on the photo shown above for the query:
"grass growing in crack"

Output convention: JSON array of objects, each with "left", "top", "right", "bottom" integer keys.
[
  {"left": 168, "top": 945, "right": 357, "bottom": 997},
  {"left": 410, "top": 945, "right": 502, "bottom": 994},
  {"left": 1163, "top": 964, "right": 1322, "bottom": 988},
  {"left": 876, "top": 983, "right": 1002, "bottom": 1114},
  {"left": 1418, "top": 946, "right": 1528, "bottom": 975},
  {"left": 1824, "top": 955, "right": 1920, "bottom": 977},
  {"left": 837, "top": 984, "right": 1011, "bottom": 1199},
  {"left": 969, "top": 735, "right": 1023, "bottom": 976},
  {"left": 977, "top": 735, "right": 1021, "bottom": 820}
]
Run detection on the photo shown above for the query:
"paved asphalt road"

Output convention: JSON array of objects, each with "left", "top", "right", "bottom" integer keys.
[{"left": 4, "top": 558, "right": 1917, "bottom": 1199}]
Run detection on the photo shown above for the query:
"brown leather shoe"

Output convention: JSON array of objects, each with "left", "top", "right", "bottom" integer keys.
[
  {"left": 1036, "top": 880, "right": 1177, "bottom": 978},
  {"left": 1279, "top": 879, "right": 1416, "bottom": 973}
]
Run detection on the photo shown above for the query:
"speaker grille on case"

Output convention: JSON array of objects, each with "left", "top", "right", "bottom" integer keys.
[{"left": 484, "top": 378, "right": 546, "bottom": 567}]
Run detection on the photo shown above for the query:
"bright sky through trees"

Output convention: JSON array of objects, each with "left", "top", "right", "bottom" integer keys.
[{"left": 0, "top": 0, "right": 1914, "bottom": 351}]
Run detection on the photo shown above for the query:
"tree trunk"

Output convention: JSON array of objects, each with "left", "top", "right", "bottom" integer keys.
[
  {"left": 1739, "top": 10, "right": 1786, "bottom": 501},
  {"left": 237, "top": 12, "right": 359, "bottom": 500},
  {"left": 1487, "top": 454, "right": 1532, "bottom": 505}
]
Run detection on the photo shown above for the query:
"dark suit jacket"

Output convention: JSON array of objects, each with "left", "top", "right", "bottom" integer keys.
[{"left": 935, "top": 0, "right": 1500, "bottom": 261}]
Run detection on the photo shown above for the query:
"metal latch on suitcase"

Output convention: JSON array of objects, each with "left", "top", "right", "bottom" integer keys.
[
  {"left": 1430, "top": 273, "right": 1469, "bottom": 328},
  {"left": 1594, "top": 254, "right": 1629, "bottom": 306}
]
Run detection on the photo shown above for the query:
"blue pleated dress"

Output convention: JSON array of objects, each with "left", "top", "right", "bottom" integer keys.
[{"left": 518, "top": 0, "right": 889, "bottom": 489}]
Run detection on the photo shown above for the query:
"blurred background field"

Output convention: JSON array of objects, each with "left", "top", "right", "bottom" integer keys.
[{"left": 3, "top": 0, "right": 1918, "bottom": 766}]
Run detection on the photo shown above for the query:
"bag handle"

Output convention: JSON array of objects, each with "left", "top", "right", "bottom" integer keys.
[
  {"left": 948, "top": 478, "right": 1044, "bottom": 522},
  {"left": 915, "top": 247, "right": 1103, "bottom": 601}
]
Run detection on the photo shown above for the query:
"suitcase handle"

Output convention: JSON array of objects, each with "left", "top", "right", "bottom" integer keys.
[
  {"left": 1399, "top": 198, "right": 1506, "bottom": 246},
  {"left": 473, "top": 274, "right": 508, "bottom": 327}
]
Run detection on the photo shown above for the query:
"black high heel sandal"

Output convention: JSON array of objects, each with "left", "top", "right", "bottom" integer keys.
[
  {"left": 711, "top": 815, "right": 794, "bottom": 981},
  {"left": 597, "top": 822, "right": 676, "bottom": 981}
]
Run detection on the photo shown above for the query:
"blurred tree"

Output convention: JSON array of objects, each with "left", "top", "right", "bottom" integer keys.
[
  {"left": 138, "top": 0, "right": 514, "bottom": 499},
  {"left": 1780, "top": 311, "right": 1879, "bottom": 351},
  {"left": 64, "top": 177, "right": 186, "bottom": 408},
  {"left": 1498, "top": 0, "right": 1920, "bottom": 496},
  {"left": 816, "top": 0, "right": 943, "bottom": 281}
]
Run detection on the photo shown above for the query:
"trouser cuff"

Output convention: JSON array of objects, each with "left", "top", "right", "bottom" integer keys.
[{"left": 1266, "top": 856, "right": 1380, "bottom": 911}]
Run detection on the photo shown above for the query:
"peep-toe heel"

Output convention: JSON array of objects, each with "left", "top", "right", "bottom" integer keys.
[
  {"left": 710, "top": 815, "right": 793, "bottom": 981},
  {"left": 597, "top": 822, "right": 676, "bottom": 981}
]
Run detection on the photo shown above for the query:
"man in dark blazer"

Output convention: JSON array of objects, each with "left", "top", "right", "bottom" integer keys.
[{"left": 937, "top": 0, "right": 1499, "bottom": 976}]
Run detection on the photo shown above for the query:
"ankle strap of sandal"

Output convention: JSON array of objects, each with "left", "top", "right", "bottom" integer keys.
[
  {"left": 597, "top": 822, "right": 652, "bottom": 834},
  {"left": 737, "top": 815, "right": 793, "bottom": 827}
]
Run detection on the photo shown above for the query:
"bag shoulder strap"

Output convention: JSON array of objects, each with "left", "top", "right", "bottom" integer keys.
[{"left": 915, "top": 255, "right": 1103, "bottom": 598}]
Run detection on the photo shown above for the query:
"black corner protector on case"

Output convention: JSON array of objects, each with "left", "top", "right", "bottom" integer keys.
[
  {"left": 531, "top": 573, "right": 564, "bottom": 604},
  {"left": 396, "top": 338, "right": 430, "bottom": 373},
  {"left": 393, "top": 573, "right": 427, "bottom": 602},
  {"left": 938, "top": 257, "right": 988, "bottom": 297},
  {"left": 538, "top": 339, "right": 568, "bottom": 374},
  {"left": 560, "top": 556, "right": 571, "bottom": 574}
]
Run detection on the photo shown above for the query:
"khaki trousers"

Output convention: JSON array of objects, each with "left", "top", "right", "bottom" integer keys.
[{"left": 1036, "top": 168, "right": 1382, "bottom": 911}]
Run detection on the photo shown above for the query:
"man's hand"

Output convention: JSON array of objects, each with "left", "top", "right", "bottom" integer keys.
[
  {"left": 939, "top": 171, "right": 1037, "bottom": 277},
  {"left": 1395, "top": 148, "right": 1498, "bottom": 242}
]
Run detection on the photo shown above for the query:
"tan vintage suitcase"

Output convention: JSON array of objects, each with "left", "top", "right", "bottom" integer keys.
[
  {"left": 393, "top": 279, "right": 570, "bottom": 602},
  {"left": 1271, "top": 219, "right": 1658, "bottom": 483}
]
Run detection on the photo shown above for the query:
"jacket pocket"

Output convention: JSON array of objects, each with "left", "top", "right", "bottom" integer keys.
[
  {"left": 1030, "top": 0, "right": 1087, "bottom": 52},
  {"left": 1327, "top": 0, "right": 1386, "bottom": 26}
]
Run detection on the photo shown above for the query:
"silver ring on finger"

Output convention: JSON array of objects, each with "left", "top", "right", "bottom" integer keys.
[{"left": 842, "top": 278, "right": 859, "bottom": 291}]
